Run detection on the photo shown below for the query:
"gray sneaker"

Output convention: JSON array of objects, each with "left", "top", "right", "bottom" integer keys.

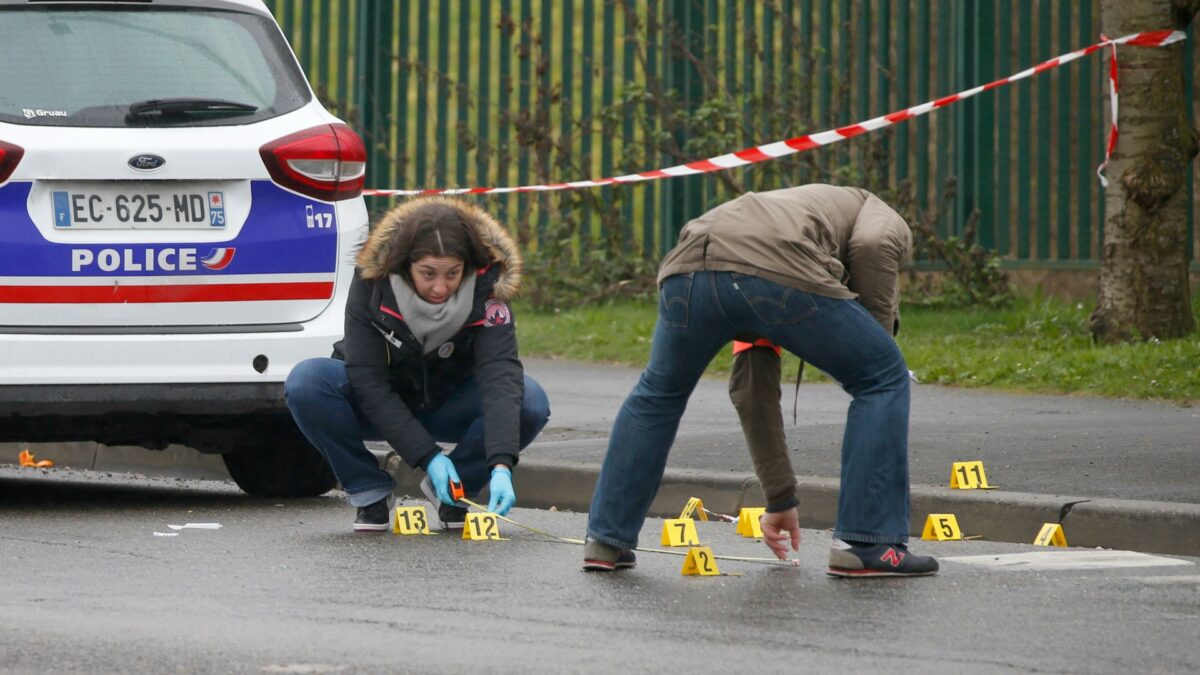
[
  {"left": 582, "top": 539, "right": 637, "bottom": 572},
  {"left": 827, "top": 539, "right": 939, "bottom": 578},
  {"left": 419, "top": 476, "right": 467, "bottom": 530}
]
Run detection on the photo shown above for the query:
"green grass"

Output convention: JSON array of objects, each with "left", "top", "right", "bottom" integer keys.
[{"left": 515, "top": 295, "right": 1200, "bottom": 403}]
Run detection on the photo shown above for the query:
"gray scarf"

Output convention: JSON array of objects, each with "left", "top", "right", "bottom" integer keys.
[{"left": 390, "top": 272, "right": 477, "bottom": 354}]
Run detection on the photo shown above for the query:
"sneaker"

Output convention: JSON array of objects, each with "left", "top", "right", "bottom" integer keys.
[
  {"left": 438, "top": 504, "right": 467, "bottom": 530},
  {"left": 826, "top": 539, "right": 939, "bottom": 578},
  {"left": 419, "top": 476, "right": 467, "bottom": 531},
  {"left": 581, "top": 539, "right": 637, "bottom": 572},
  {"left": 354, "top": 497, "right": 392, "bottom": 533}
]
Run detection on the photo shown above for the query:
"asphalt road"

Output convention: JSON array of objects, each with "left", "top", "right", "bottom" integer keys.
[
  {"left": 524, "top": 358, "right": 1200, "bottom": 503},
  {"left": 3, "top": 468, "right": 1198, "bottom": 674}
]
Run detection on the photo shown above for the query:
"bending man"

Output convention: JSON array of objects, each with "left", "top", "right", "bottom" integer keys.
[{"left": 583, "top": 184, "right": 937, "bottom": 577}]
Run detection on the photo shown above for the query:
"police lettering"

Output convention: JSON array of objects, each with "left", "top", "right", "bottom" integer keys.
[{"left": 71, "top": 248, "right": 197, "bottom": 272}]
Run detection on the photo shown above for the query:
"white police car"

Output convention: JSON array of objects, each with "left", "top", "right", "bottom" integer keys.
[{"left": 0, "top": 0, "right": 368, "bottom": 496}]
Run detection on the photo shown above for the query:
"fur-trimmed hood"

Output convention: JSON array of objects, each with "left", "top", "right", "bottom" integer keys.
[{"left": 355, "top": 196, "right": 522, "bottom": 300}]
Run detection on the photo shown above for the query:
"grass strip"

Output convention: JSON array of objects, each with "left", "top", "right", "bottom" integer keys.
[{"left": 514, "top": 296, "right": 1200, "bottom": 403}]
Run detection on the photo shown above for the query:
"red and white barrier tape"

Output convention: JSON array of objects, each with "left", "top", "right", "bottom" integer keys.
[
  {"left": 1097, "top": 35, "right": 1121, "bottom": 187},
  {"left": 363, "top": 29, "right": 1185, "bottom": 198}
]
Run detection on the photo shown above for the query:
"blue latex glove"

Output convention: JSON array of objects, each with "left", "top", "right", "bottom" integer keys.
[
  {"left": 487, "top": 466, "right": 515, "bottom": 516},
  {"left": 424, "top": 453, "right": 462, "bottom": 506}
]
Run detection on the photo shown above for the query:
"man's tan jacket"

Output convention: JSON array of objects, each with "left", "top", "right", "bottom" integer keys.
[{"left": 658, "top": 183, "right": 911, "bottom": 333}]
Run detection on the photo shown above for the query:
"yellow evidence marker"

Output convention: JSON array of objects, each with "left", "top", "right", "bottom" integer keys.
[
  {"left": 920, "top": 513, "right": 963, "bottom": 541},
  {"left": 679, "top": 497, "right": 708, "bottom": 521},
  {"left": 1033, "top": 523, "right": 1068, "bottom": 547},
  {"left": 463, "top": 512, "right": 502, "bottom": 540},
  {"left": 735, "top": 507, "right": 766, "bottom": 538},
  {"left": 949, "top": 460, "right": 996, "bottom": 489},
  {"left": 680, "top": 546, "right": 720, "bottom": 576},
  {"left": 661, "top": 518, "right": 700, "bottom": 546},
  {"left": 392, "top": 506, "right": 433, "bottom": 535}
]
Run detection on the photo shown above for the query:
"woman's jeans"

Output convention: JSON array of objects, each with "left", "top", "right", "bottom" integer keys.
[
  {"left": 587, "top": 271, "right": 911, "bottom": 549},
  {"left": 285, "top": 358, "right": 551, "bottom": 508}
]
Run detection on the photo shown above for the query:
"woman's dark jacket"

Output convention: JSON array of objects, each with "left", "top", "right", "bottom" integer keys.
[{"left": 332, "top": 198, "right": 525, "bottom": 472}]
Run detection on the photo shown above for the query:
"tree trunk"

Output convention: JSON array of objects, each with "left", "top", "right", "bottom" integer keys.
[{"left": 1091, "top": 0, "right": 1199, "bottom": 342}]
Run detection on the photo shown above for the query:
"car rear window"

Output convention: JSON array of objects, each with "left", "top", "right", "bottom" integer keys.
[{"left": 0, "top": 5, "right": 311, "bottom": 127}]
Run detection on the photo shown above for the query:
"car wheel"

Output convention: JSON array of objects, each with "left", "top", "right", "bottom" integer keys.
[{"left": 221, "top": 421, "right": 336, "bottom": 498}]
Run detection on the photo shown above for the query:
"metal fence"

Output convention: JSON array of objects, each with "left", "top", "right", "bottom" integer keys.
[{"left": 266, "top": 0, "right": 1198, "bottom": 268}]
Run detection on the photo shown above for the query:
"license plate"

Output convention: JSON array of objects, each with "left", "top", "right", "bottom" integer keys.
[{"left": 52, "top": 189, "right": 226, "bottom": 229}]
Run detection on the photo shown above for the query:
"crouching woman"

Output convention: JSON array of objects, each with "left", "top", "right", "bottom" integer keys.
[{"left": 286, "top": 197, "right": 550, "bottom": 532}]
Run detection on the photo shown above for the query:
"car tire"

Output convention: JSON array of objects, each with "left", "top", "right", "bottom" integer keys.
[{"left": 221, "top": 421, "right": 337, "bottom": 498}]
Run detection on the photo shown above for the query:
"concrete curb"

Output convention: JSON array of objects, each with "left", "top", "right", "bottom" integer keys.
[
  {"left": 488, "top": 459, "right": 1200, "bottom": 558},
  {"left": 2, "top": 441, "right": 230, "bottom": 480}
]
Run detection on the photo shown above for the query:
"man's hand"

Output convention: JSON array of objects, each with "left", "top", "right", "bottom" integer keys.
[{"left": 760, "top": 508, "right": 801, "bottom": 560}]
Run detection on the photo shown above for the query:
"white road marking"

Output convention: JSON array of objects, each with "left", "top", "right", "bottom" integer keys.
[
  {"left": 261, "top": 665, "right": 347, "bottom": 674},
  {"left": 1128, "top": 574, "right": 1200, "bottom": 585},
  {"left": 944, "top": 550, "right": 1195, "bottom": 571}
]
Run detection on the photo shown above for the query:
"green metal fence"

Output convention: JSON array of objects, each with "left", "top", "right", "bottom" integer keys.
[{"left": 266, "top": 0, "right": 1198, "bottom": 268}]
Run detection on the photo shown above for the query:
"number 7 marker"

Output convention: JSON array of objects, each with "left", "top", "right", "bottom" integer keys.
[{"left": 661, "top": 518, "right": 700, "bottom": 546}]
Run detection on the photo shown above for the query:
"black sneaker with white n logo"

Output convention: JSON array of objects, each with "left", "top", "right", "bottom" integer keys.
[{"left": 827, "top": 539, "right": 939, "bottom": 578}]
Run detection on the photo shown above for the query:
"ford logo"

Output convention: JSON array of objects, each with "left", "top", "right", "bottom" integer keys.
[{"left": 128, "top": 154, "right": 166, "bottom": 171}]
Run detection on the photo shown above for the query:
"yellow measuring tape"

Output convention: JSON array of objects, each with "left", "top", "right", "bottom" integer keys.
[{"left": 458, "top": 498, "right": 797, "bottom": 567}]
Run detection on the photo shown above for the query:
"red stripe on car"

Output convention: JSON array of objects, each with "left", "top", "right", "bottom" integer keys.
[{"left": 0, "top": 282, "right": 334, "bottom": 303}]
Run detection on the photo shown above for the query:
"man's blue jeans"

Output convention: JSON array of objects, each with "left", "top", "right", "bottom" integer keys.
[
  {"left": 587, "top": 271, "right": 911, "bottom": 549},
  {"left": 285, "top": 357, "right": 551, "bottom": 508}
]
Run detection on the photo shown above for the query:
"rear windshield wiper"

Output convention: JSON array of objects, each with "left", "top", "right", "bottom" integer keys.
[{"left": 126, "top": 98, "right": 258, "bottom": 123}]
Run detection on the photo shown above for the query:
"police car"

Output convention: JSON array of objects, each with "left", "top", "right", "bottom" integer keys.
[{"left": 0, "top": 0, "right": 368, "bottom": 496}]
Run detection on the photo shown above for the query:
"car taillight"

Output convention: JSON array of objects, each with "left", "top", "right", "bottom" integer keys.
[
  {"left": 0, "top": 140, "right": 25, "bottom": 184},
  {"left": 259, "top": 124, "right": 366, "bottom": 201}
]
